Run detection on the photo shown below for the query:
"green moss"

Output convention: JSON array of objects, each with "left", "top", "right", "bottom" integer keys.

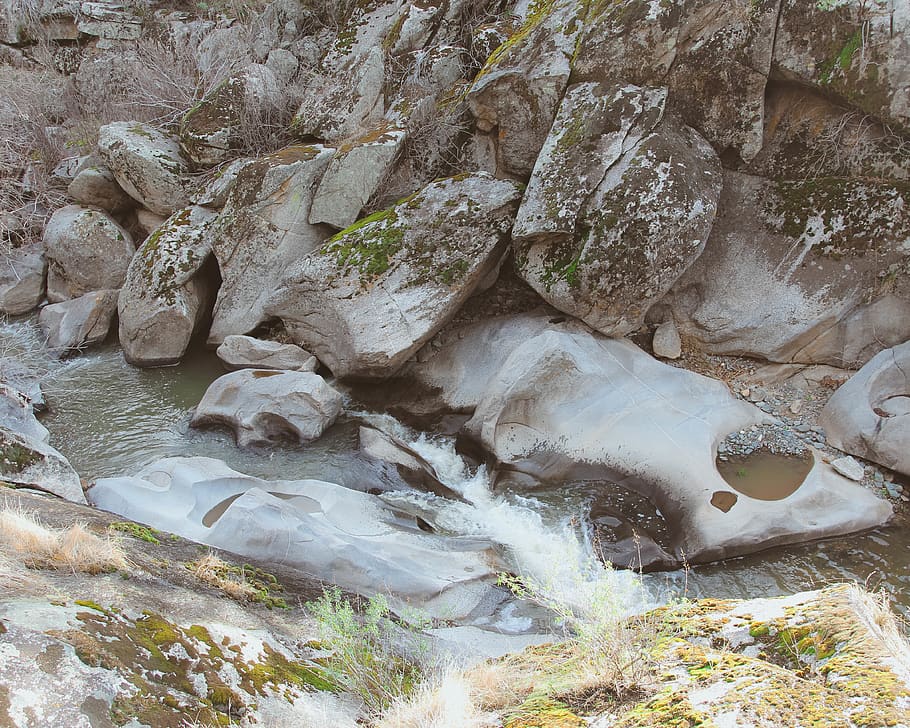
[
  {"left": 109, "top": 522, "right": 161, "bottom": 544},
  {"left": 0, "top": 438, "right": 39, "bottom": 474},
  {"left": 505, "top": 694, "right": 586, "bottom": 727},
  {"left": 324, "top": 209, "right": 405, "bottom": 282}
]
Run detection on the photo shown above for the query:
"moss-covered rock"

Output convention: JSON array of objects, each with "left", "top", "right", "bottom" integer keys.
[
  {"left": 665, "top": 172, "right": 910, "bottom": 367},
  {"left": 515, "top": 83, "right": 722, "bottom": 337},
  {"left": 267, "top": 172, "right": 522, "bottom": 378},
  {"left": 574, "top": 0, "right": 780, "bottom": 163}
]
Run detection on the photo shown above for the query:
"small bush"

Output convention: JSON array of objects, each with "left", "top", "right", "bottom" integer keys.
[{"left": 308, "top": 587, "right": 427, "bottom": 717}]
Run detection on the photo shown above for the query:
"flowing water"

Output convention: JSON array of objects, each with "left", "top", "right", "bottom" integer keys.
[{"left": 4, "top": 318, "right": 910, "bottom": 619}]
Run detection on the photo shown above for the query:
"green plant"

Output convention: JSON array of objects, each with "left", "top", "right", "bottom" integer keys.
[
  {"left": 307, "top": 587, "right": 427, "bottom": 717},
  {"left": 109, "top": 521, "right": 161, "bottom": 544},
  {"left": 736, "top": 468, "right": 748, "bottom": 478}
]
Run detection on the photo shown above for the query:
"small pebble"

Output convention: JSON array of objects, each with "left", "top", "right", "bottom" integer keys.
[{"left": 789, "top": 399, "right": 803, "bottom": 415}]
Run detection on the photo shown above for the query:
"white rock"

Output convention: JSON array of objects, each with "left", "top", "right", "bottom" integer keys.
[
  {"left": 216, "top": 335, "right": 316, "bottom": 372},
  {"left": 653, "top": 319, "right": 682, "bottom": 360},
  {"left": 0, "top": 245, "right": 46, "bottom": 315},
  {"left": 831, "top": 456, "right": 865, "bottom": 482},
  {"left": 39, "top": 289, "right": 119, "bottom": 357}
]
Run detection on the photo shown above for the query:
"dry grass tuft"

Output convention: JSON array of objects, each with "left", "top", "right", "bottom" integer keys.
[
  {"left": 0, "top": 507, "right": 129, "bottom": 574},
  {"left": 375, "top": 667, "right": 497, "bottom": 728}
]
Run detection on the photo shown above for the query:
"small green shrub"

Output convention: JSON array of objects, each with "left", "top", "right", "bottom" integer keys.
[{"left": 307, "top": 587, "right": 426, "bottom": 716}]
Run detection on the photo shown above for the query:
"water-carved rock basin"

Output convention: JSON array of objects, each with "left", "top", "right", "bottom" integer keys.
[{"left": 717, "top": 451, "right": 814, "bottom": 501}]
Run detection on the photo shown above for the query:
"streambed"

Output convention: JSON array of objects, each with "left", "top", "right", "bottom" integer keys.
[{"left": 6, "top": 318, "right": 910, "bottom": 618}]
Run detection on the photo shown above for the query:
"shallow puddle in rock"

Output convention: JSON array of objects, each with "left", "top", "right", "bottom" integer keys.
[{"left": 716, "top": 451, "right": 813, "bottom": 500}]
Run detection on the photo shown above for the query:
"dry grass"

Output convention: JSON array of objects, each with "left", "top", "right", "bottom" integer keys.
[
  {"left": 375, "top": 667, "right": 497, "bottom": 728},
  {"left": 0, "top": 507, "right": 129, "bottom": 574},
  {"left": 847, "top": 583, "right": 910, "bottom": 680}
]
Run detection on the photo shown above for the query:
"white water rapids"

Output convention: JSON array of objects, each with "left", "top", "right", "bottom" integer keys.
[{"left": 359, "top": 413, "right": 657, "bottom": 626}]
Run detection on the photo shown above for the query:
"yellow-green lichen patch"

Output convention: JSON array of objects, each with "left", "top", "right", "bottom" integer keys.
[
  {"left": 0, "top": 435, "right": 40, "bottom": 475},
  {"left": 49, "top": 608, "right": 335, "bottom": 726},
  {"left": 505, "top": 694, "right": 586, "bottom": 727}
]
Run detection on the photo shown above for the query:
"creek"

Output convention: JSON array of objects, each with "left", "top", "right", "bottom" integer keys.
[{"left": 5, "top": 318, "right": 910, "bottom": 620}]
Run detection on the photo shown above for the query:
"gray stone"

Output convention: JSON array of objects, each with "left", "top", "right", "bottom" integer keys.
[
  {"left": 118, "top": 206, "right": 217, "bottom": 367},
  {"left": 268, "top": 173, "right": 522, "bottom": 379},
  {"left": 831, "top": 456, "right": 865, "bottom": 482},
  {"left": 191, "top": 157, "right": 254, "bottom": 209},
  {"left": 0, "top": 245, "right": 46, "bottom": 315},
  {"left": 0, "top": 425, "right": 85, "bottom": 503},
  {"left": 653, "top": 319, "right": 682, "bottom": 360},
  {"left": 265, "top": 48, "right": 298, "bottom": 84},
  {"left": 67, "top": 164, "right": 133, "bottom": 213},
  {"left": 190, "top": 369, "right": 343, "bottom": 448},
  {"left": 0, "top": 384, "right": 48, "bottom": 443},
  {"left": 76, "top": 0, "right": 142, "bottom": 41},
  {"left": 207, "top": 145, "right": 334, "bottom": 344},
  {"left": 467, "top": 0, "right": 586, "bottom": 177},
  {"left": 43, "top": 205, "right": 134, "bottom": 303},
  {"left": 216, "top": 335, "right": 316, "bottom": 372},
  {"left": 98, "top": 121, "right": 191, "bottom": 216},
  {"left": 820, "top": 340, "right": 910, "bottom": 477},
  {"left": 88, "top": 456, "right": 502, "bottom": 619},
  {"left": 402, "top": 313, "right": 892, "bottom": 562},
  {"left": 308, "top": 123, "right": 407, "bottom": 229},
  {"left": 38, "top": 289, "right": 119, "bottom": 357}
]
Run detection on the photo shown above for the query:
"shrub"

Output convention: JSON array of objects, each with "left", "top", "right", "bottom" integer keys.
[{"left": 308, "top": 587, "right": 428, "bottom": 717}]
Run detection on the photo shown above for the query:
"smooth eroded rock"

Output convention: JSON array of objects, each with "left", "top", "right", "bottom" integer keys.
[
  {"left": 216, "top": 335, "right": 316, "bottom": 372},
  {"left": 0, "top": 245, "right": 46, "bottom": 315},
  {"left": 0, "top": 425, "right": 85, "bottom": 503},
  {"left": 820, "top": 340, "right": 910, "bottom": 477},
  {"left": 39, "top": 289, "right": 119, "bottom": 357},
  {"left": 190, "top": 369, "right": 343, "bottom": 447}
]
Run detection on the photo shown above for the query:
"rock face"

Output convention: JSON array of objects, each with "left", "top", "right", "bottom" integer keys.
[
  {"left": 97, "top": 121, "right": 191, "bottom": 216},
  {"left": 820, "top": 341, "right": 910, "bottom": 477},
  {"left": 88, "top": 456, "right": 503, "bottom": 619},
  {"left": 179, "top": 64, "right": 282, "bottom": 167},
  {"left": 772, "top": 0, "right": 910, "bottom": 134},
  {"left": 216, "top": 335, "right": 316, "bottom": 372},
  {"left": 0, "top": 425, "right": 85, "bottom": 503},
  {"left": 513, "top": 82, "right": 722, "bottom": 336},
  {"left": 206, "top": 145, "right": 334, "bottom": 344},
  {"left": 666, "top": 173, "right": 910, "bottom": 367},
  {"left": 269, "top": 173, "right": 523, "bottom": 379},
  {"left": 0, "top": 384, "right": 48, "bottom": 443},
  {"left": 43, "top": 205, "right": 135, "bottom": 302},
  {"left": 403, "top": 314, "right": 892, "bottom": 562},
  {"left": 118, "top": 206, "right": 217, "bottom": 367},
  {"left": 467, "top": 0, "right": 586, "bottom": 177},
  {"left": 38, "top": 289, "right": 119, "bottom": 357},
  {"left": 0, "top": 245, "right": 46, "bottom": 315},
  {"left": 574, "top": 0, "right": 779, "bottom": 163},
  {"left": 190, "top": 369, "right": 343, "bottom": 448}
]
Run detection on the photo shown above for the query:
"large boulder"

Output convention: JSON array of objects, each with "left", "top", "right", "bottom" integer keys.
[
  {"left": 268, "top": 173, "right": 523, "bottom": 378},
  {"left": 206, "top": 145, "right": 334, "bottom": 344},
  {"left": 467, "top": 0, "right": 587, "bottom": 177},
  {"left": 513, "top": 82, "right": 722, "bottom": 337},
  {"left": 216, "top": 335, "right": 316, "bottom": 372},
  {"left": 97, "top": 122, "right": 191, "bottom": 216},
  {"left": 43, "top": 205, "right": 135, "bottom": 303},
  {"left": 819, "top": 341, "right": 910, "bottom": 477},
  {"left": 0, "top": 384, "right": 48, "bottom": 443},
  {"left": 0, "top": 245, "right": 46, "bottom": 315},
  {"left": 118, "top": 206, "right": 217, "bottom": 367},
  {"left": 772, "top": 0, "right": 910, "bottom": 134},
  {"left": 179, "top": 64, "right": 282, "bottom": 167},
  {"left": 402, "top": 314, "right": 892, "bottom": 562},
  {"left": 88, "top": 456, "right": 503, "bottom": 619},
  {"left": 190, "top": 369, "right": 343, "bottom": 448},
  {"left": 665, "top": 173, "right": 910, "bottom": 368},
  {"left": 0, "top": 425, "right": 85, "bottom": 503},
  {"left": 574, "top": 0, "right": 779, "bottom": 163},
  {"left": 38, "top": 289, "right": 119, "bottom": 357},
  {"left": 308, "top": 122, "right": 407, "bottom": 230}
]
